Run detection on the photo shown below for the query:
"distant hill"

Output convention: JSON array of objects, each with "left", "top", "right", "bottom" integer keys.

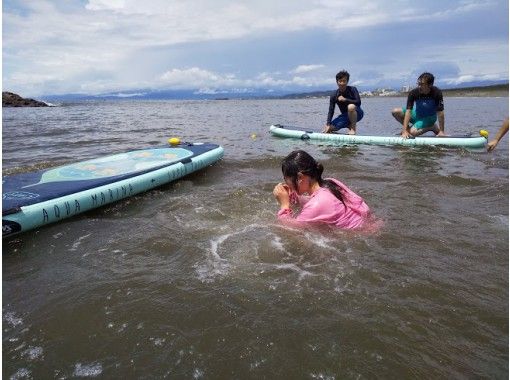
[
  {"left": 42, "top": 88, "right": 291, "bottom": 102},
  {"left": 35, "top": 82, "right": 509, "bottom": 102},
  {"left": 441, "top": 83, "right": 508, "bottom": 97}
]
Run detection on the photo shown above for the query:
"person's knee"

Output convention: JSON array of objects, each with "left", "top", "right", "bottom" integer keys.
[
  {"left": 347, "top": 104, "right": 356, "bottom": 112},
  {"left": 392, "top": 108, "right": 402, "bottom": 117},
  {"left": 409, "top": 126, "right": 420, "bottom": 136}
]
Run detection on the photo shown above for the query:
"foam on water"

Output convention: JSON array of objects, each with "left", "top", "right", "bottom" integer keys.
[
  {"left": 274, "top": 263, "right": 315, "bottom": 280},
  {"left": 22, "top": 346, "right": 43, "bottom": 360},
  {"left": 9, "top": 368, "right": 31, "bottom": 380},
  {"left": 310, "top": 373, "right": 336, "bottom": 380},
  {"left": 194, "top": 221, "right": 362, "bottom": 287},
  {"left": 4, "top": 311, "right": 23, "bottom": 327},
  {"left": 73, "top": 362, "right": 103, "bottom": 377},
  {"left": 489, "top": 214, "right": 509, "bottom": 227},
  {"left": 196, "top": 223, "right": 297, "bottom": 282},
  {"left": 70, "top": 232, "right": 92, "bottom": 251},
  {"left": 193, "top": 368, "right": 205, "bottom": 379},
  {"left": 303, "top": 231, "right": 337, "bottom": 250},
  {"left": 270, "top": 234, "right": 286, "bottom": 252}
]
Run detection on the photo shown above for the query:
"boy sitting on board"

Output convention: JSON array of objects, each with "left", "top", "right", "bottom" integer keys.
[{"left": 323, "top": 70, "right": 364, "bottom": 135}]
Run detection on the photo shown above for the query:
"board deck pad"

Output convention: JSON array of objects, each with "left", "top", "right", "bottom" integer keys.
[{"left": 3, "top": 147, "right": 194, "bottom": 213}]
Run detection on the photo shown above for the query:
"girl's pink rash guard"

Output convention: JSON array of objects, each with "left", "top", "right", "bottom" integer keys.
[{"left": 277, "top": 178, "right": 370, "bottom": 229}]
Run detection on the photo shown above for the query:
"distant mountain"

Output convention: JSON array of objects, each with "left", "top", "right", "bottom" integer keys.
[
  {"left": 441, "top": 83, "right": 508, "bottom": 96},
  {"left": 441, "top": 79, "right": 508, "bottom": 89},
  {"left": 42, "top": 88, "right": 292, "bottom": 102},
  {"left": 39, "top": 80, "right": 508, "bottom": 101}
]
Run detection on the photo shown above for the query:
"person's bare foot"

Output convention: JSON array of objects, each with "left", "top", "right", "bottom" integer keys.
[{"left": 347, "top": 128, "right": 356, "bottom": 135}]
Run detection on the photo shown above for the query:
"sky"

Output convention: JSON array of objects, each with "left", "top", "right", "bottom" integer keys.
[{"left": 2, "top": 0, "right": 509, "bottom": 97}]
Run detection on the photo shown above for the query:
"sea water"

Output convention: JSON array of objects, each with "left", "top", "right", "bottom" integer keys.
[{"left": 2, "top": 97, "right": 508, "bottom": 378}]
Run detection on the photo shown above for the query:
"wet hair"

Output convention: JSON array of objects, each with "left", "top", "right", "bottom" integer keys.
[
  {"left": 418, "top": 72, "right": 435, "bottom": 85},
  {"left": 335, "top": 70, "right": 350, "bottom": 82},
  {"left": 281, "top": 150, "right": 344, "bottom": 204}
]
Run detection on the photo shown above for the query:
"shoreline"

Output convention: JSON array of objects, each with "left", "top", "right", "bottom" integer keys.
[{"left": 280, "top": 84, "right": 509, "bottom": 100}]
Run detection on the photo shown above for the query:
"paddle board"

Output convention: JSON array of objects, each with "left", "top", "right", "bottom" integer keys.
[
  {"left": 269, "top": 124, "right": 487, "bottom": 148},
  {"left": 3, "top": 141, "right": 224, "bottom": 238}
]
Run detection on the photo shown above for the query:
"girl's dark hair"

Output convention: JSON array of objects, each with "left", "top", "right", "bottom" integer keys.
[{"left": 281, "top": 150, "right": 344, "bottom": 204}]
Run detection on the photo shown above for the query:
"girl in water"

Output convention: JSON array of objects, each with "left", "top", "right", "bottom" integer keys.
[{"left": 273, "top": 150, "right": 372, "bottom": 229}]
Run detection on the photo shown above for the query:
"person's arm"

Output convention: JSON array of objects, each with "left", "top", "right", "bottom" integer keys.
[
  {"left": 488, "top": 118, "right": 509, "bottom": 152},
  {"left": 275, "top": 188, "right": 311, "bottom": 222},
  {"left": 401, "top": 92, "right": 415, "bottom": 139},
  {"left": 401, "top": 109, "right": 412, "bottom": 138},
  {"left": 340, "top": 86, "right": 361, "bottom": 106},
  {"left": 323, "top": 93, "right": 337, "bottom": 132},
  {"left": 277, "top": 193, "right": 332, "bottom": 226},
  {"left": 437, "top": 110, "right": 445, "bottom": 136},
  {"left": 326, "top": 93, "right": 336, "bottom": 126},
  {"left": 436, "top": 88, "right": 446, "bottom": 136}
]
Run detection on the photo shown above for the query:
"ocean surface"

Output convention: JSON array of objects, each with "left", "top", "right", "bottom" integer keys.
[{"left": 3, "top": 97, "right": 508, "bottom": 379}]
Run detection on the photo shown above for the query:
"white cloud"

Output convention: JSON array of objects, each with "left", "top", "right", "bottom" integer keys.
[
  {"left": 110, "top": 92, "right": 147, "bottom": 97},
  {"left": 160, "top": 67, "right": 236, "bottom": 89},
  {"left": 444, "top": 73, "right": 508, "bottom": 85},
  {"left": 291, "top": 65, "right": 325, "bottom": 74},
  {"left": 157, "top": 67, "right": 331, "bottom": 91},
  {"left": 86, "top": 0, "right": 126, "bottom": 11},
  {"left": 2, "top": 0, "right": 507, "bottom": 96}
]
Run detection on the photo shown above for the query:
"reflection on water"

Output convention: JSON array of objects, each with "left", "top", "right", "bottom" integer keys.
[{"left": 396, "top": 147, "right": 445, "bottom": 174}]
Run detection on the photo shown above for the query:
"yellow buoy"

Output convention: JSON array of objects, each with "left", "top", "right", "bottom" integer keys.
[
  {"left": 251, "top": 133, "right": 257, "bottom": 140},
  {"left": 168, "top": 137, "right": 181, "bottom": 146},
  {"left": 479, "top": 129, "right": 489, "bottom": 138}
]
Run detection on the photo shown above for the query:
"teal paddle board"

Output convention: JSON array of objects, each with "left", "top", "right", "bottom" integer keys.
[
  {"left": 3, "top": 141, "right": 224, "bottom": 237},
  {"left": 269, "top": 124, "right": 487, "bottom": 148}
]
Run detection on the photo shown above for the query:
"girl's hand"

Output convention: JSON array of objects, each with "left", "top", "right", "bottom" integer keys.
[{"left": 273, "top": 183, "right": 291, "bottom": 209}]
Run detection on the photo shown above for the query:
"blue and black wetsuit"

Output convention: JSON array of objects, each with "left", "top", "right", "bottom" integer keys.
[{"left": 404, "top": 86, "right": 444, "bottom": 128}]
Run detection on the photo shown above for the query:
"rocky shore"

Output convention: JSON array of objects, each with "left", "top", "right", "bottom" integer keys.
[{"left": 2, "top": 92, "right": 48, "bottom": 107}]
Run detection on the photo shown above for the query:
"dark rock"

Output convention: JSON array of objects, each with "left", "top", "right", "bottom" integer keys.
[{"left": 2, "top": 92, "right": 48, "bottom": 107}]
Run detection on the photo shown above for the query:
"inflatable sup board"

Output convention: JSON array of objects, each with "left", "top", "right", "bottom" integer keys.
[
  {"left": 269, "top": 124, "right": 487, "bottom": 148},
  {"left": 3, "top": 141, "right": 224, "bottom": 237}
]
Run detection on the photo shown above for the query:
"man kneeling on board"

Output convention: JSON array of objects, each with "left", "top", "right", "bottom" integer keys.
[{"left": 391, "top": 72, "right": 446, "bottom": 139}]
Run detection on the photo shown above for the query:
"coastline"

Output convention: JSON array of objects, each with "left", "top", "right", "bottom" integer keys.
[
  {"left": 280, "top": 83, "right": 509, "bottom": 99},
  {"left": 441, "top": 85, "right": 508, "bottom": 97}
]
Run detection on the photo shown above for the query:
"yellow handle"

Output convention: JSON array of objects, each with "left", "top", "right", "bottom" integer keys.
[
  {"left": 479, "top": 129, "right": 489, "bottom": 139},
  {"left": 168, "top": 137, "right": 181, "bottom": 146}
]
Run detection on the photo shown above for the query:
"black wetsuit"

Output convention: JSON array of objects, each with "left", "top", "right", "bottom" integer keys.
[{"left": 327, "top": 86, "right": 362, "bottom": 125}]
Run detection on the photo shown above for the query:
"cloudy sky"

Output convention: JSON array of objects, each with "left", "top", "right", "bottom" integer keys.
[{"left": 3, "top": 0, "right": 509, "bottom": 97}]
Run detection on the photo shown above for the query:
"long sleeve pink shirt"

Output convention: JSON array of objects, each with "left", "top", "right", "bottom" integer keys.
[{"left": 277, "top": 178, "right": 370, "bottom": 230}]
